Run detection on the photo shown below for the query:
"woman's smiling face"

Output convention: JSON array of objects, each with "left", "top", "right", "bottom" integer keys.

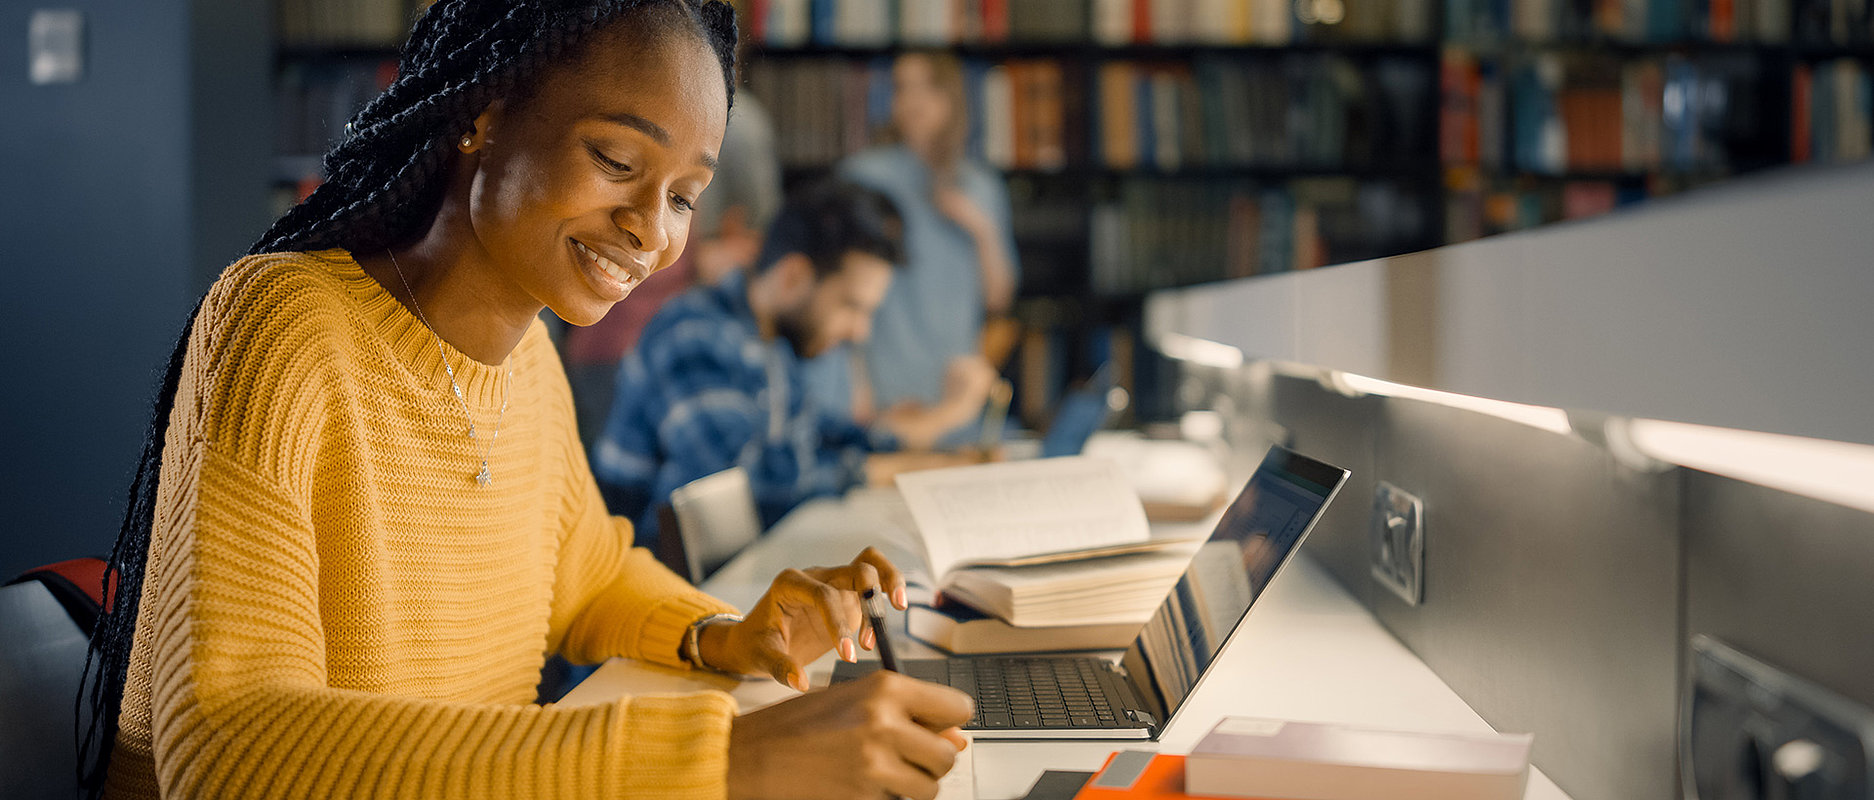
[{"left": 462, "top": 22, "right": 728, "bottom": 327}]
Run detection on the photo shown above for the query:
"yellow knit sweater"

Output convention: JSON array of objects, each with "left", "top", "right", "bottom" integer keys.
[{"left": 104, "top": 250, "right": 741, "bottom": 799}]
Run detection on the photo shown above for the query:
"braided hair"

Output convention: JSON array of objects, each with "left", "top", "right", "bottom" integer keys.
[{"left": 77, "top": 1, "right": 738, "bottom": 794}]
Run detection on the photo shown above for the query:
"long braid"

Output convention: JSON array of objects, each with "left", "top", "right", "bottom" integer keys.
[{"left": 78, "top": 2, "right": 737, "bottom": 795}]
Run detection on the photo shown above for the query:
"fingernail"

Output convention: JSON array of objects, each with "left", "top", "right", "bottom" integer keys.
[
  {"left": 893, "top": 586, "right": 907, "bottom": 609},
  {"left": 862, "top": 627, "right": 876, "bottom": 650},
  {"left": 840, "top": 637, "right": 856, "bottom": 662}
]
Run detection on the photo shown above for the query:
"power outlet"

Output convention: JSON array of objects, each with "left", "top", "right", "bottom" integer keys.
[
  {"left": 1369, "top": 481, "right": 1424, "bottom": 605},
  {"left": 1683, "top": 636, "right": 1873, "bottom": 799}
]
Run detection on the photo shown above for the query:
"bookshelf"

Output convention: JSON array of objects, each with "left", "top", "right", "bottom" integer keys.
[
  {"left": 265, "top": 0, "right": 1873, "bottom": 424},
  {"left": 270, "top": 1, "right": 422, "bottom": 216},
  {"left": 735, "top": 0, "right": 1446, "bottom": 425},
  {"left": 1439, "top": 0, "right": 1873, "bottom": 241}
]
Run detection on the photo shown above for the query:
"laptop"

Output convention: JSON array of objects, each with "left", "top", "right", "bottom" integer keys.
[
  {"left": 1040, "top": 363, "right": 1120, "bottom": 458},
  {"left": 834, "top": 444, "right": 1351, "bottom": 740}
]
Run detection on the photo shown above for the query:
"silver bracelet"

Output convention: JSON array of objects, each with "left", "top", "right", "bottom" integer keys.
[{"left": 682, "top": 613, "right": 744, "bottom": 672}]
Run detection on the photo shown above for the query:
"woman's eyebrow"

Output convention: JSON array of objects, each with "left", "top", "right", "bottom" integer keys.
[{"left": 598, "top": 111, "right": 718, "bottom": 171}]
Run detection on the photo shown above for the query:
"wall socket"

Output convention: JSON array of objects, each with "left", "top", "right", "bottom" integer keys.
[
  {"left": 1683, "top": 636, "right": 1873, "bottom": 799},
  {"left": 29, "top": 10, "right": 85, "bottom": 85},
  {"left": 1369, "top": 481, "right": 1425, "bottom": 605}
]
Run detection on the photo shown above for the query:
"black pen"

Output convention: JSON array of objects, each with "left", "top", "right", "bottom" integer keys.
[{"left": 860, "top": 588, "right": 900, "bottom": 673}]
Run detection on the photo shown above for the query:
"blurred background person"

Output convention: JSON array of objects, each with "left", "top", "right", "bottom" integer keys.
[
  {"left": 804, "top": 51, "right": 1016, "bottom": 441},
  {"left": 592, "top": 181, "right": 990, "bottom": 550}
]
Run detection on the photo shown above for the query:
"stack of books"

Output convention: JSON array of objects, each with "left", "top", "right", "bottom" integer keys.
[{"left": 894, "top": 458, "right": 1202, "bottom": 655}]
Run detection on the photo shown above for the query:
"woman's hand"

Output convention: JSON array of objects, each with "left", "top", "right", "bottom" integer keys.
[
  {"left": 699, "top": 546, "right": 907, "bottom": 690},
  {"left": 728, "top": 670, "right": 973, "bottom": 800}
]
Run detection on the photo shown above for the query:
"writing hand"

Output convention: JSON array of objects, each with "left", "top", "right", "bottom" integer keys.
[
  {"left": 701, "top": 547, "right": 908, "bottom": 690},
  {"left": 728, "top": 670, "right": 973, "bottom": 800}
]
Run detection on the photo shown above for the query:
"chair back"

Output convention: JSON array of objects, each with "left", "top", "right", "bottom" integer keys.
[
  {"left": 669, "top": 467, "right": 763, "bottom": 583},
  {"left": 1, "top": 563, "right": 98, "bottom": 798}
]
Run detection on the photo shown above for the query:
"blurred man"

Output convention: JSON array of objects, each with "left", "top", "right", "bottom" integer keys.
[{"left": 592, "top": 181, "right": 993, "bottom": 548}]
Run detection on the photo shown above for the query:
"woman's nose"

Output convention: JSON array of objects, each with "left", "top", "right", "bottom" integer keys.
[{"left": 612, "top": 198, "right": 669, "bottom": 255}]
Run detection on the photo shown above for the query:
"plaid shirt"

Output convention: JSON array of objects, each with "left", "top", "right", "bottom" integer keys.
[{"left": 591, "top": 272, "right": 890, "bottom": 548}]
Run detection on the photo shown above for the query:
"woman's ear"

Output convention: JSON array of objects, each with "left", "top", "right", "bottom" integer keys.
[
  {"left": 460, "top": 103, "right": 504, "bottom": 153},
  {"left": 772, "top": 253, "right": 818, "bottom": 304}
]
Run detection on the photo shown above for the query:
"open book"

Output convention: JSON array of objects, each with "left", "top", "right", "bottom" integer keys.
[{"left": 895, "top": 457, "right": 1201, "bottom": 627}]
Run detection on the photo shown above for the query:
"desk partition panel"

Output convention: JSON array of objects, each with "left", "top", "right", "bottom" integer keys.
[
  {"left": 1229, "top": 371, "right": 1682, "bottom": 800},
  {"left": 1683, "top": 473, "right": 1874, "bottom": 712},
  {"left": 1193, "top": 365, "right": 1874, "bottom": 800}
]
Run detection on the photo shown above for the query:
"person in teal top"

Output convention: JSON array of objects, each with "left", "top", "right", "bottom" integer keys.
[{"left": 806, "top": 51, "right": 1015, "bottom": 429}]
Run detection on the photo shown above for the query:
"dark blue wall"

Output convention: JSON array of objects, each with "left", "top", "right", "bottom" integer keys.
[{"left": 0, "top": 0, "right": 268, "bottom": 579}]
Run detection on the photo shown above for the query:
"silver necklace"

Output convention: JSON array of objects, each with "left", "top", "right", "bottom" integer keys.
[{"left": 386, "top": 250, "right": 512, "bottom": 487}]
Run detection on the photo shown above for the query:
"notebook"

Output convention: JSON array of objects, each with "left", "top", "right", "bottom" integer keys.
[{"left": 835, "top": 445, "right": 1351, "bottom": 740}]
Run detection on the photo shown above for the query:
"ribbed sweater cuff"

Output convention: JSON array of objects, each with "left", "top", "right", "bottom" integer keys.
[
  {"left": 634, "top": 593, "right": 739, "bottom": 669},
  {"left": 610, "top": 691, "right": 736, "bottom": 799}
]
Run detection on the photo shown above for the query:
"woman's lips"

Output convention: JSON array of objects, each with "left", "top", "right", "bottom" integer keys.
[{"left": 572, "top": 238, "right": 650, "bottom": 295}]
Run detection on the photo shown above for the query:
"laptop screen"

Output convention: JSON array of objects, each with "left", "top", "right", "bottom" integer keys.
[
  {"left": 1040, "top": 363, "right": 1116, "bottom": 458},
  {"left": 1118, "top": 445, "right": 1349, "bottom": 728}
]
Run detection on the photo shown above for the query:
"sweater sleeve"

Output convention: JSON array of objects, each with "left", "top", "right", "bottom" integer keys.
[
  {"left": 145, "top": 446, "right": 737, "bottom": 799},
  {"left": 549, "top": 409, "right": 740, "bottom": 667}
]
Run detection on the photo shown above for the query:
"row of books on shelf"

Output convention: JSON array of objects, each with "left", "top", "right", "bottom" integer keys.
[
  {"left": 1444, "top": 0, "right": 1874, "bottom": 45},
  {"left": 747, "top": 55, "right": 1438, "bottom": 173},
  {"left": 1089, "top": 178, "right": 1429, "bottom": 295},
  {"left": 741, "top": 0, "right": 1435, "bottom": 48},
  {"left": 277, "top": 0, "right": 425, "bottom": 47},
  {"left": 275, "top": 57, "right": 398, "bottom": 168},
  {"left": 1440, "top": 50, "right": 1769, "bottom": 174},
  {"left": 1443, "top": 173, "right": 1653, "bottom": 240},
  {"left": 1096, "top": 55, "right": 1435, "bottom": 172},
  {"left": 1793, "top": 58, "right": 1874, "bottom": 162}
]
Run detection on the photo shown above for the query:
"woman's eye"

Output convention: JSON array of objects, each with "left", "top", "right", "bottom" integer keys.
[
  {"left": 587, "top": 144, "right": 630, "bottom": 174},
  {"left": 672, "top": 194, "right": 695, "bottom": 213}
]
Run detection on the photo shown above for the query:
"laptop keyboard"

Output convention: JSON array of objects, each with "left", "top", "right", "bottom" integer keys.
[{"left": 916, "top": 657, "right": 1123, "bottom": 729}]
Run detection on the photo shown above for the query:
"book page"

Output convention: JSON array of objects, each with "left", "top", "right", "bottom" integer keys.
[{"left": 896, "top": 457, "right": 1151, "bottom": 578}]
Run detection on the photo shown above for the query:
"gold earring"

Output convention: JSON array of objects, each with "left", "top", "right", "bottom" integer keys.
[{"left": 460, "top": 135, "right": 474, "bottom": 149}]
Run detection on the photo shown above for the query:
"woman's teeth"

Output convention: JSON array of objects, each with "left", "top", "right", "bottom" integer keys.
[{"left": 574, "top": 240, "right": 642, "bottom": 288}]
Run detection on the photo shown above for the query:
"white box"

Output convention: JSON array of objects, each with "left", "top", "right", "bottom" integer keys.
[{"left": 1184, "top": 717, "right": 1533, "bottom": 800}]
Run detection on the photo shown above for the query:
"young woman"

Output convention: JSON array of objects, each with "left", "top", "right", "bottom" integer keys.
[{"left": 79, "top": 2, "right": 968, "bottom": 798}]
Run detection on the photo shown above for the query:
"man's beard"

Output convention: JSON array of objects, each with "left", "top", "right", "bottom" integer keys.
[{"left": 773, "top": 304, "right": 820, "bottom": 359}]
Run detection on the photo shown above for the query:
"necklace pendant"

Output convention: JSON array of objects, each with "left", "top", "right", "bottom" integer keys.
[{"left": 475, "top": 462, "right": 492, "bottom": 487}]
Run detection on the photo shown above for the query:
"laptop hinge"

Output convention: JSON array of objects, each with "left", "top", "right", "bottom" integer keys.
[{"left": 1124, "top": 709, "right": 1159, "bottom": 736}]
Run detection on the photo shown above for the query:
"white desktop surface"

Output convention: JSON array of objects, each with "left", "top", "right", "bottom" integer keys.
[{"left": 562, "top": 489, "right": 1571, "bottom": 800}]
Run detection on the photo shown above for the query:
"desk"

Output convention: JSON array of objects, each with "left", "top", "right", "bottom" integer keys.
[{"left": 564, "top": 489, "right": 1573, "bottom": 800}]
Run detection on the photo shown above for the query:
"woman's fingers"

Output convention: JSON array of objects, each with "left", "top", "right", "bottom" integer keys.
[
  {"left": 873, "top": 754, "right": 945, "bottom": 800},
  {"left": 804, "top": 547, "right": 909, "bottom": 608},
  {"left": 749, "top": 626, "right": 809, "bottom": 691},
  {"left": 851, "top": 546, "right": 907, "bottom": 607},
  {"left": 797, "top": 568, "right": 865, "bottom": 658},
  {"left": 901, "top": 676, "right": 975, "bottom": 733},
  {"left": 758, "top": 548, "right": 912, "bottom": 667},
  {"left": 890, "top": 718, "right": 961, "bottom": 780}
]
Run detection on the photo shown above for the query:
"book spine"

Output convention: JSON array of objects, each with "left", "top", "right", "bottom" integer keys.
[
  {"left": 1094, "top": 0, "right": 1134, "bottom": 43},
  {"left": 983, "top": 0, "right": 1010, "bottom": 41}
]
